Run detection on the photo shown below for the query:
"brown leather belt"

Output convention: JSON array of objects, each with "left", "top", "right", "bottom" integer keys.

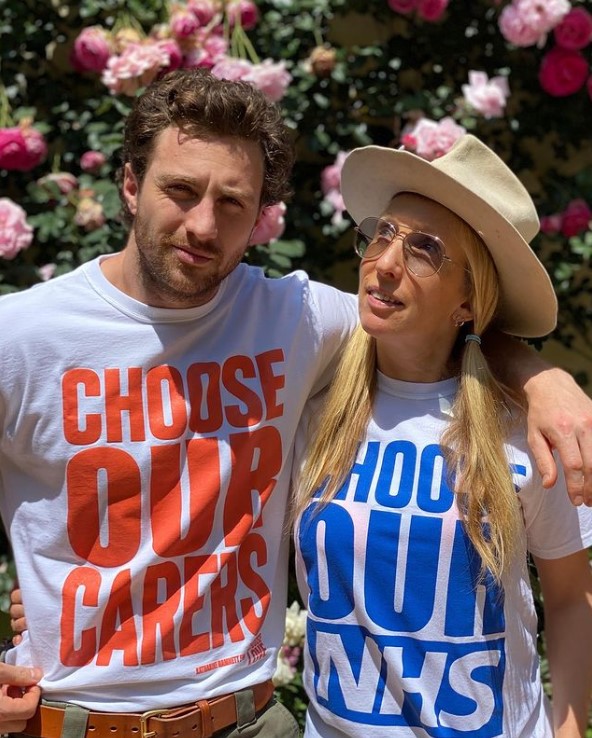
[{"left": 24, "top": 679, "right": 275, "bottom": 738}]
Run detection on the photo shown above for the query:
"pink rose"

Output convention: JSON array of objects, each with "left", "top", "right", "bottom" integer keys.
[
  {"left": 37, "top": 172, "right": 78, "bottom": 194},
  {"left": 462, "top": 70, "right": 510, "bottom": 118},
  {"left": 0, "top": 198, "right": 34, "bottom": 259},
  {"left": 0, "top": 124, "right": 47, "bottom": 171},
  {"left": 417, "top": 0, "right": 449, "bottom": 22},
  {"left": 538, "top": 46, "right": 588, "bottom": 96},
  {"left": 187, "top": 0, "right": 220, "bottom": 26},
  {"left": 404, "top": 117, "right": 466, "bottom": 161},
  {"left": 170, "top": 8, "right": 200, "bottom": 39},
  {"left": 388, "top": 0, "right": 417, "bottom": 14},
  {"left": 101, "top": 42, "right": 170, "bottom": 96},
  {"left": 499, "top": 0, "right": 570, "bottom": 47},
  {"left": 38, "top": 263, "right": 57, "bottom": 281},
  {"left": 157, "top": 39, "right": 183, "bottom": 72},
  {"left": 70, "top": 26, "right": 112, "bottom": 73},
  {"left": 321, "top": 151, "right": 349, "bottom": 195},
  {"left": 539, "top": 214, "right": 562, "bottom": 235},
  {"left": 226, "top": 0, "right": 259, "bottom": 30},
  {"left": 499, "top": 5, "right": 543, "bottom": 46},
  {"left": 210, "top": 56, "right": 253, "bottom": 81},
  {"left": 554, "top": 7, "right": 592, "bottom": 50},
  {"left": 248, "top": 202, "right": 286, "bottom": 245},
  {"left": 244, "top": 60, "right": 292, "bottom": 102},
  {"left": 80, "top": 150, "right": 106, "bottom": 172},
  {"left": 560, "top": 198, "right": 592, "bottom": 237},
  {"left": 324, "top": 188, "right": 347, "bottom": 226}
]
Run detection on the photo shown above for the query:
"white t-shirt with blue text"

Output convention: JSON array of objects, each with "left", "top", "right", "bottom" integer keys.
[{"left": 294, "top": 374, "right": 592, "bottom": 738}]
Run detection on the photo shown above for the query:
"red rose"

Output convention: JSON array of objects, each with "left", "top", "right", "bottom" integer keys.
[
  {"left": 554, "top": 7, "right": 592, "bottom": 51},
  {"left": 417, "top": 0, "right": 449, "bottom": 22},
  {"left": 561, "top": 199, "right": 592, "bottom": 238},
  {"left": 538, "top": 47, "right": 588, "bottom": 96}
]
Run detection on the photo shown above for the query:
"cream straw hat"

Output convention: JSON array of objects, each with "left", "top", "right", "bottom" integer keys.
[{"left": 340, "top": 134, "right": 557, "bottom": 337}]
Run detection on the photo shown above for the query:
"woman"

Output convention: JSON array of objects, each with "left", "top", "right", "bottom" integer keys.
[{"left": 293, "top": 135, "right": 592, "bottom": 738}]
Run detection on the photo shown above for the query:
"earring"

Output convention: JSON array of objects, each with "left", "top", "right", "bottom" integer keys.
[{"left": 454, "top": 317, "right": 465, "bottom": 328}]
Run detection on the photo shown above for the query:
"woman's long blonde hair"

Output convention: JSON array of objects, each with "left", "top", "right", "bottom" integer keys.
[{"left": 292, "top": 204, "right": 523, "bottom": 583}]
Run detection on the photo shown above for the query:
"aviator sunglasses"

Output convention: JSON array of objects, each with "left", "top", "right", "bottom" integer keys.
[{"left": 354, "top": 216, "right": 466, "bottom": 278}]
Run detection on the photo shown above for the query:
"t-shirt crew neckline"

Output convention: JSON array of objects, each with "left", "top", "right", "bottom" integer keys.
[
  {"left": 377, "top": 370, "right": 459, "bottom": 400},
  {"left": 83, "top": 253, "right": 231, "bottom": 323}
]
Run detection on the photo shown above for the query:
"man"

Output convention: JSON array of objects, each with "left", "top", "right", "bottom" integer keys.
[{"left": 0, "top": 69, "right": 590, "bottom": 738}]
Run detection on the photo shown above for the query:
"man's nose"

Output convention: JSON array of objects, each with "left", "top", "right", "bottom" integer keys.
[{"left": 185, "top": 199, "right": 218, "bottom": 241}]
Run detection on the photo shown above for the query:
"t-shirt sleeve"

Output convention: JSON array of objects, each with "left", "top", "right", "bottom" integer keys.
[
  {"left": 517, "top": 449, "right": 592, "bottom": 559},
  {"left": 305, "top": 279, "right": 357, "bottom": 397}
]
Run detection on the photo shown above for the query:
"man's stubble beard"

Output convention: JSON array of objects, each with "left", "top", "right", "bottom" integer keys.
[{"left": 132, "top": 218, "right": 246, "bottom": 308}]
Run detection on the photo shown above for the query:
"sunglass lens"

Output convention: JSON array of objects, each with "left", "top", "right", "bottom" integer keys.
[{"left": 405, "top": 233, "right": 444, "bottom": 275}]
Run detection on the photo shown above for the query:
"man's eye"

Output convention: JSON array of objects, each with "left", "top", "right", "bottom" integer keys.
[
  {"left": 222, "top": 196, "right": 243, "bottom": 208},
  {"left": 167, "top": 184, "right": 193, "bottom": 196}
]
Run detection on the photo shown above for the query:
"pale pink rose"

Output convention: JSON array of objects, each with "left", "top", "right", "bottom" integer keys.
[
  {"left": 248, "top": 202, "right": 286, "bottom": 245},
  {"left": 38, "top": 263, "right": 57, "bottom": 281},
  {"left": 561, "top": 198, "right": 592, "bottom": 237},
  {"left": 184, "top": 32, "right": 228, "bottom": 68},
  {"left": 324, "top": 188, "right": 347, "bottom": 226},
  {"left": 36, "top": 172, "right": 78, "bottom": 194},
  {"left": 539, "top": 213, "right": 563, "bottom": 234},
  {"left": 102, "top": 42, "right": 170, "bottom": 96},
  {"left": 244, "top": 60, "right": 292, "bottom": 102},
  {"left": 417, "top": 0, "right": 449, "bottom": 22},
  {"left": 0, "top": 124, "right": 47, "bottom": 171},
  {"left": 0, "top": 198, "right": 33, "bottom": 259},
  {"left": 462, "top": 70, "right": 510, "bottom": 118},
  {"left": 80, "top": 150, "right": 106, "bottom": 172},
  {"left": 499, "top": 0, "right": 571, "bottom": 47},
  {"left": 554, "top": 7, "right": 592, "bottom": 50},
  {"left": 499, "top": 5, "right": 543, "bottom": 46},
  {"left": 321, "top": 151, "right": 349, "bottom": 195},
  {"left": 157, "top": 38, "right": 183, "bottom": 71},
  {"left": 405, "top": 117, "right": 466, "bottom": 161},
  {"left": 70, "top": 26, "right": 113, "bottom": 73},
  {"left": 75, "top": 197, "right": 106, "bottom": 231},
  {"left": 388, "top": 0, "right": 417, "bottom": 14},
  {"left": 170, "top": 8, "right": 200, "bottom": 39},
  {"left": 210, "top": 56, "right": 253, "bottom": 81},
  {"left": 226, "top": 0, "right": 259, "bottom": 30},
  {"left": 187, "top": 0, "right": 221, "bottom": 26},
  {"left": 539, "top": 46, "right": 588, "bottom": 96}
]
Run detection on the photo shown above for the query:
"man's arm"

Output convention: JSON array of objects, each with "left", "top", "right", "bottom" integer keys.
[
  {"left": 0, "top": 663, "right": 41, "bottom": 732},
  {"left": 485, "top": 332, "right": 592, "bottom": 506},
  {"left": 534, "top": 550, "right": 592, "bottom": 737}
]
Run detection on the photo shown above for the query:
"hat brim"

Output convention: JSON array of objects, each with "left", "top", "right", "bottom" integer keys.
[{"left": 341, "top": 146, "right": 557, "bottom": 338}]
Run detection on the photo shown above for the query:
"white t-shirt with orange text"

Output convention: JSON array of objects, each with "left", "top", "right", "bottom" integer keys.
[{"left": 0, "top": 255, "right": 357, "bottom": 711}]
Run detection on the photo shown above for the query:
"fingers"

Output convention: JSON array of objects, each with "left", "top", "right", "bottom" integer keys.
[
  {"left": 0, "top": 684, "right": 41, "bottom": 732},
  {"left": 10, "top": 615, "right": 26, "bottom": 635},
  {"left": 528, "top": 430, "right": 558, "bottom": 489},
  {"left": 530, "top": 423, "right": 592, "bottom": 506},
  {"left": 9, "top": 588, "right": 23, "bottom": 620},
  {"left": 9, "top": 588, "right": 27, "bottom": 645},
  {"left": 0, "top": 663, "right": 42, "bottom": 686}
]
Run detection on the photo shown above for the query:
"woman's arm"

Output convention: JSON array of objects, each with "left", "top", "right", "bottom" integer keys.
[
  {"left": 484, "top": 332, "right": 592, "bottom": 506},
  {"left": 534, "top": 550, "right": 592, "bottom": 737}
]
